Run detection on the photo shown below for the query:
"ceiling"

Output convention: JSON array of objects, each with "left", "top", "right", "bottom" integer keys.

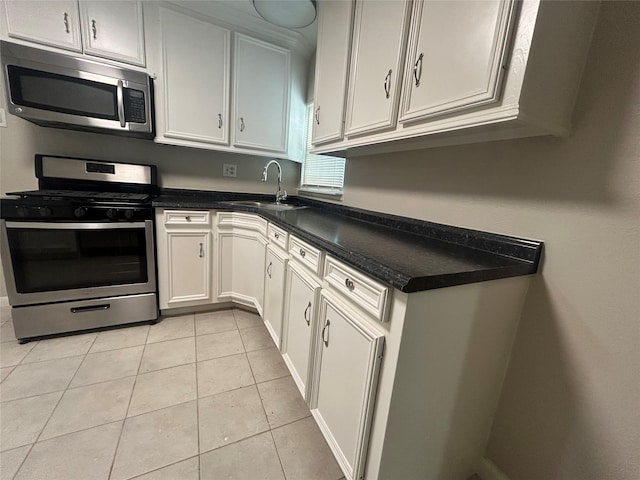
[{"left": 170, "top": 0, "right": 318, "bottom": 51}]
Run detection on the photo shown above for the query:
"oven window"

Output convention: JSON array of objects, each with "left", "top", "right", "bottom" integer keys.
[{"left": 7, "top": 227, "right": 148, "bottom": 293}]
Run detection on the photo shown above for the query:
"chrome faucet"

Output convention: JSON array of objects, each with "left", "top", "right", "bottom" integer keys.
[{"left": 261, "top": 159, "right": 287, "bottom": 204}]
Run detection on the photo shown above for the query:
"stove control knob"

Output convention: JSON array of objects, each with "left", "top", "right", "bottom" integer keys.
[
  {"left": 106, "top": 208, "right": 118, "bottom": 219},
  {"left": 124, "top": 209, "right": 135, "bottom": 220},
  {"left": 39, "top": 207, "right": 52, "bottom": 217},
  {"left": 74, "top": 207, "right": 87, "bottom": 218},
  {"left": 16, "top": 206, "right": 29, "bottom": 217}
]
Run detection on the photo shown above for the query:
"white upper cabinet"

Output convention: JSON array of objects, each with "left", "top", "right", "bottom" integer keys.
[
  {"left": 399, "top": 0, "right": 515, "bottom": 123},
  {"left": 344, "top": 0, "right": 412, "bottom": 137},
  {"left": 4, "top": 0, "right": 82, "bottom": 52},
  {"left": 233, "top": 33, "right": 290, "bottom": 153},
  {"left": 311, "top": 0, "right": 354, "bottom": 145},
  {"left": 79, "top": 1, "right": 145, "bottom": 66},
  {"left": 160, "top": 8, "right": 230, "bottom": 145},
  {"left": 312, "top": 0, "right": 600, "bottom": 155},
  {"left": 3, "top": 0, "right": 145, "bottom": 66}
]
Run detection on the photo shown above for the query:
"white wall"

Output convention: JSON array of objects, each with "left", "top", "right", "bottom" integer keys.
[
  {"left": 0, "top": 118, "right": 301, "bottom": 196},
  {"left": 339, "top": 3, "right": 639, "bottom": 479}
]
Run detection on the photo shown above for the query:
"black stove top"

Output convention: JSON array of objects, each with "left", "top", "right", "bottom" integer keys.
[{"left": 8, "top": 189, "right": 151, "bottom": 203}]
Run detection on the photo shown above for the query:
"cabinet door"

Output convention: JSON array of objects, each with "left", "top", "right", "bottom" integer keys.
[
  {"left": 160, "top": 9, "right": 230, "bottom": 145},
  {"left": 79, "top": 1, "right": 145, "bottom": 65},
  {"left": 218, "top": 229, "right": 267, "bottom": 314},
  {"left": 233, "top": 33, "right": 290, "bottom": 152},
  {"left": 263, "top": 245, "right": 288, "bottom": 349},
  {"left": 399, "top": 0, "right": 515, "bottom": 123},
  {"left": 282, "top": 261, "right": 321, "bottom": 401},
  {"left": 311, "top": 292, "right": 384, "bottom": 480},
  {"left": 166, "top": 231, "right": 211, "bottom": 306},
  {"left": 311, "top": 0, "right": 354, "bottom": 145},
  {"left": 4, "top": 0, "right": 82, "bottom": 52},
  {"left": 344, "top": 0, "right": 411, "bottom": 137}
]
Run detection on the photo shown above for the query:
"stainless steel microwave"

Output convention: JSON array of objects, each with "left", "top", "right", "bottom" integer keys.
[{"left": 1, "top": 41, "right": 154, "bottom": 138}]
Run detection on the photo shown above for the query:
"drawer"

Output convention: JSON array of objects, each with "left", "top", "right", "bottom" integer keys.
[
  {"left": 289, "top": 235, "right": 323, "bottom": 277},
  {"left": 164, "top": 210, "right": 211, "bottom": 227},
  {"left": 218, "top": 212, "right": 268, "bottom": 236},
  {"left": 323, "top": 256, "right": 390, "bottom": 322},
  {"left": 268, "top": 223, "right": 288, "bottom": 250}
]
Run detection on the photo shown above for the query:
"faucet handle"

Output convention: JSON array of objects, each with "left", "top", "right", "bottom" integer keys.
[{"left": 281, "top": 190, "right": 287, "bottom": 200}]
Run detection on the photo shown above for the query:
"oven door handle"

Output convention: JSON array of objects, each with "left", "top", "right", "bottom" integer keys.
[{"left": 5, "top": 222, "right": 147, "bottom": 229}]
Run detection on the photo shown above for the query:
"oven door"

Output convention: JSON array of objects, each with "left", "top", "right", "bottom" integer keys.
[{"left": 1, "top": 220, "right": 156, "bottom": 306}]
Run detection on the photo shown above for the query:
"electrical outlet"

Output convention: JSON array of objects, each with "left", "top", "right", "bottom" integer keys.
[
  {"left": 0, "top": 108, "right": 6, "bottom": 128},
  {"left": 223, "top": 164, "right": 237, "bottom": 177}
]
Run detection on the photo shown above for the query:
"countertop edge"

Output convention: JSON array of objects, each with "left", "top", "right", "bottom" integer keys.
[{"left": 150, "top": 191, "right": 543, "bottom": 293}]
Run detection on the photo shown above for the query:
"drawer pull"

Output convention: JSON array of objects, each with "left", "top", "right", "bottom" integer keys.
[
  {"left": 185, "top": 215, "right": 191, "bottom": 222},
  {"left": 304, "top": 301, "right": 311, "bottom": 326},
  {"left": 267, "top": 261, "right": 272, "bottom": 279},
  {"left": 321, "top": 319, "right": 330, "bottom": 347},
  {"left": 299, "top": 248, "right": 306, "bottom": 258},
  {"left": 199, "top": 243, "right": 204, "bottom": 258},
  {"left": 71, "top": 304, "right": 110, "bottom": 313},
  {"left": 63, "top": 12, "right": 70, "bottom": 33},
  {"left": 274, "top": 232, "right": 280, "bottom": 239},
  {"left": 345, "top": 278, "right": 355, "bottom": 291}
]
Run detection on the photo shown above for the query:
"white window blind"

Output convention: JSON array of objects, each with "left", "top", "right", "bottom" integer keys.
[{"left": 300, "top": 104, "right": 345, "bottom": 194}]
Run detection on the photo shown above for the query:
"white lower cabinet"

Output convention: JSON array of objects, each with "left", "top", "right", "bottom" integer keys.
[
  {"left": 263, "top": 244, "right": 288, "bottom": 348},
  {"left": 311, "top": 290, "right": 384, "bottom": 480},
  {"left": 156, "top": 209, "right": 532, "bottom": 480},
  {"left": 156, "top": 209, "right": 214, "bottom": 310},
  {"left": 281, "top": 260, "right": 321, "bottom": 401},
  {"left": 217, "top": 212, "right": 267, "bottom": 315}
]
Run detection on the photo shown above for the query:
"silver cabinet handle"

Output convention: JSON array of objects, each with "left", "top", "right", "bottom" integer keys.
[
  {"left": 345, "top": 278, "right": 355, "bottom": 291},
  {"left": 299, "top": 248, "right": 306, "bottom": 258},
  {"left": 304, "top": 301, "right": 311, "bottom": 326},
  {"left": 274, "top": 232, "right": 280, "bottom": 240},
  {"left": 199, "top": 243, "right": 204, "bottom": 258},
  {"left": 321, "top": 319, "right": 331, "bottom": 347},
  {"left": 185, "top": 215, "right": 191, "bottom": 222},
  {"left": 218, "top": 113, "right": 222, "bottom": 129},
  {"left": 240, "top": 117, "right": 245, "bottom": 132},
  {"left": 267, "top": 261, "right": 272, "bottom": 279},
  {"left": 63, "top": 12, "right": 70, "bottom": 33},
  {"left": 91, "top": 19, "right": 97, "bottom": 39},
  {"left": 314, "top": 106, "right": 320, "bottom": 125},
  {"left": 116, "top": 80, "right": 125, "bottom": 128},
  {"left": 384, "top": 69, "right": 392, "bottom": 99},
  {"left": 413, "top": 52, "right": 424, "bottom": 87}
]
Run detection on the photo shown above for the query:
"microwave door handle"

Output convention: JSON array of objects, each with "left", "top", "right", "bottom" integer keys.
[{"left": 116, "top": 80, "right": 126, "bottom": 128}]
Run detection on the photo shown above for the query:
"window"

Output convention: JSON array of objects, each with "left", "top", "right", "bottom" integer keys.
[{"left": 299, "top": 104, "right": 346, "bottom": 196}]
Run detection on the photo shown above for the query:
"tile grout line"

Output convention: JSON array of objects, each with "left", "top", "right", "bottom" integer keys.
[
  {"left": 107, "top": 323, "right": 151, "bottom": 480},
  {"left": 193, "top": 315, "right": 202, "bottom": 476},
  {"left": 243, "top": 341, "right": 289, "bottom": 480},
  {"left": 245, "top": 345, "right": 287, "bottom": 480},
  {"left": 123, "top": 455, "right": 200, "bottom": 480},
  {"left": 31, "top": 334, "right": 97, "bottom": 444}
]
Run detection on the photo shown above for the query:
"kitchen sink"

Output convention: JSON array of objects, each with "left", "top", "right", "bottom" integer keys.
[{"left": 224, "top": 200, "right": 308, "bottom": 211}]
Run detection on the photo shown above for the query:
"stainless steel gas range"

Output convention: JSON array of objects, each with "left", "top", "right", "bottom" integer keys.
[{"left": 0, "top": 155, "right": 158, "bottom": 342}]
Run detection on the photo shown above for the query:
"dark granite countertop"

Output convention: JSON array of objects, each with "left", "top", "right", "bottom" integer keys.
[{"left": 153, "top": 189, "right": 543, "bottom": 293}]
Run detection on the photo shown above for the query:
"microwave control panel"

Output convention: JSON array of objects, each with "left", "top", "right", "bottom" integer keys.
[{"left": 124, "top": 89, "right": 147, "bottom": 124}]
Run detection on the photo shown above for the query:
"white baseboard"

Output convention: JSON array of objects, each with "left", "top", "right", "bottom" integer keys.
[
  {"left": 0, "top": 296, "right": 9, "bottom": 307},
  {"left": 477, "top": 458, "right": 511, "bottom": 480}
]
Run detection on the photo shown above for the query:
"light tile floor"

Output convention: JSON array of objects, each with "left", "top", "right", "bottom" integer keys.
[{"left": 0, "top": 305, "right": 345, "bottom": 480}]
